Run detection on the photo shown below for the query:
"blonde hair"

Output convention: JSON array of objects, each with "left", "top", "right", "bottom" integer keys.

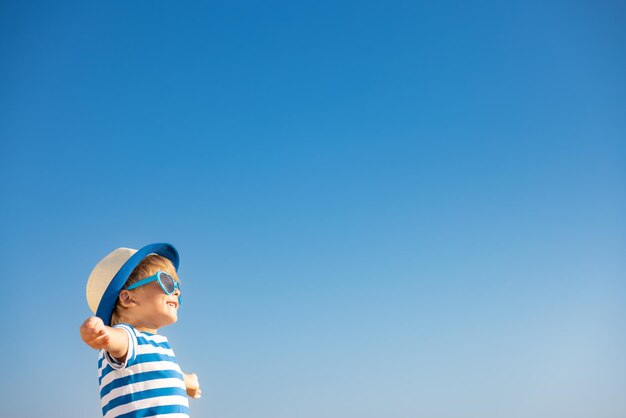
[{"left": 110, "top": 254, "right": 180, "bottom": 326}]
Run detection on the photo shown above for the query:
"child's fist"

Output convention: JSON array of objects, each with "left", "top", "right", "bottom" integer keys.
[
  {"left": 80, "top": 316, "right": 111, "bottom": 350},
  {"left": 184, "top": 373, "right": 202, "bottom": 399}
]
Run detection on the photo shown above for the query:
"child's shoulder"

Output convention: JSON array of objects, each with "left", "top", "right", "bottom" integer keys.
[{"left": 111, "top": 322, "right": 139, "bottom": 335}]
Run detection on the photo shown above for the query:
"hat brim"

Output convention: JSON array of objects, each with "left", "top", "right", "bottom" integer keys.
[{"left": 96, "top": 243, "right": 179, "bottom": 326}]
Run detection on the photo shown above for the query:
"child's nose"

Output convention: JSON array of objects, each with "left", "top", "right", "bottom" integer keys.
[{"left": 173, "top": 287, "right": 182, "bottom": 305}]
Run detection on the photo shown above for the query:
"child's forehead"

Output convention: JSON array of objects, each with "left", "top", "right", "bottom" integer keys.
[
  {"left": 143, "top": 258, "right": 179, "bottom": 278},
  {"left": 153, "top": 264, "right": 178, "bottom": 277}
]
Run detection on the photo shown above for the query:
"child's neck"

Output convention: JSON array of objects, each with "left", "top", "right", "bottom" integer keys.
[
  {"left": 120, "top": 313, "right": 160, "bottom": 334},
  {"left": 134, "top": 325, "right": 159, "bottom": 334}
]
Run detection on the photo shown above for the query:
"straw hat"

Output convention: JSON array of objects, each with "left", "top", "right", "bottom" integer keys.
[{"left": 86, "top": 243, "right": 179, "bottom": 326}]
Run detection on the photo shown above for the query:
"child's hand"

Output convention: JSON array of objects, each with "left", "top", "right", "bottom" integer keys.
[
  {"left": 80, "top": 316, "right": 111, "bottom": 350},
  {"left": 184, "top": 372, "right": 202, "bottom": 399}
]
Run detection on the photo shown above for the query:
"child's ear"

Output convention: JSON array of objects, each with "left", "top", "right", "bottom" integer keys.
[{"left": 118, "top": 290, "right": 135, "bottom": 307}]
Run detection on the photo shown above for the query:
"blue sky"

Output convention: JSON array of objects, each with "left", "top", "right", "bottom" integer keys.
[{"left": 1, "top": 1, "right": 625, "bottom": 417}]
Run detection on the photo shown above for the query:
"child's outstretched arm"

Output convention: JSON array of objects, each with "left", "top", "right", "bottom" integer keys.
[
  {"left": 183, "top": 372, "right": 202, "bottom": 399},
  {"left": 80, "top": 316, "right": 129, "bottom": 361}
]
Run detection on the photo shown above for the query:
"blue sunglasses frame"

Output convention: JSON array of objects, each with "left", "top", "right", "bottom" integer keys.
[{"left": 126, "top": 270, "right": 181, "bottom": 296}]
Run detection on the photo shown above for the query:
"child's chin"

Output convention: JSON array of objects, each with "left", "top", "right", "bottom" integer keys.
[{"left": 160, "top": 315, "right": 178, "bottom": 327}]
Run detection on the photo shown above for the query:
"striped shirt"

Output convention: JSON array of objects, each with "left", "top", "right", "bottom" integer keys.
[{"left": 97, "top": 324, "right": 190, "bottom": 417}]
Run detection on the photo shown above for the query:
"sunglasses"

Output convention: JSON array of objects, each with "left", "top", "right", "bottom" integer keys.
[{"left": 126, "top": 270, "right": 181, "bottom": 296}]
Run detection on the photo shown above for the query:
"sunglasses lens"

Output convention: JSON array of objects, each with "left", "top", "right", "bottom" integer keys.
[{"left": 159, "top": 272, "right": 176, "bottom": 293}]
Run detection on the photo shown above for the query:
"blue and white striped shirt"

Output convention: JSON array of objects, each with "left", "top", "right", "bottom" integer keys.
[{"left": 97, "top": 324, "right": 190, "bottom": 417}]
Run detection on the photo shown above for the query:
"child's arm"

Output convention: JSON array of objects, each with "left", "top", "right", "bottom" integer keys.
[
  {"left": 183, "top": 372, "right": 202, "bottom": 399},
  {"left": 80, "top": 316, "right": 129, "bottom": 361}
]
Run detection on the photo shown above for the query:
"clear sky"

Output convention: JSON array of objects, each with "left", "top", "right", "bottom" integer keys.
[{"left": 1, "top": 1, "right": 625, "bottom": 417}]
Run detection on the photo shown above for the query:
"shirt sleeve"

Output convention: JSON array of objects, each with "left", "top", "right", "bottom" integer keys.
[{"left": 103, "top": 323, "right": 138, "bottom": 369}]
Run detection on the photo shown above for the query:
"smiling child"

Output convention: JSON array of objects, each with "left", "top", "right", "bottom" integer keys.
[{"left": 80, "top": 243, "right": 201, "bottom": 417}]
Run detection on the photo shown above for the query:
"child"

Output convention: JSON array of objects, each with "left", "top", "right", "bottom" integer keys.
[{"left": 80, "top": 243, "right": 201, "bottom": 417}]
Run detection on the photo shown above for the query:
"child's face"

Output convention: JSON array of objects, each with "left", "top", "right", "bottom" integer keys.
[{"left": 127, "top": 269, "right": 181, "bottom": 333}]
